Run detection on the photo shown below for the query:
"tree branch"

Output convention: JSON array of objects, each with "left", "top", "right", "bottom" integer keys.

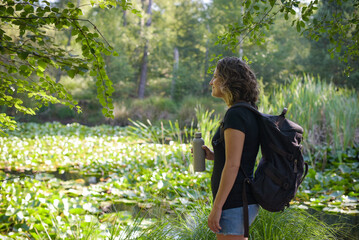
[{"left": 0, "top": 16, "right": 112, "bottom": 48}]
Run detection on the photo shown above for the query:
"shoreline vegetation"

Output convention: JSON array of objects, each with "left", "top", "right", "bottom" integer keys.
[{"left": 0, "top": 76, "right": 358, "bottom": 239}]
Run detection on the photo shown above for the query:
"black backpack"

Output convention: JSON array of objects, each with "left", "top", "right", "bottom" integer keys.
[{"left": 217, "top": 102, "right": 308, "bottom": 237}]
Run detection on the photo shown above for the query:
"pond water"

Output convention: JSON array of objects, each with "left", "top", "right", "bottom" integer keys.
[{"left": 306, "top": 208, "right": 359, "bottom": 240}]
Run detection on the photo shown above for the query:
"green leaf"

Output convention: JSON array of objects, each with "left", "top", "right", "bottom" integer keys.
[
  {"left": 15, "top": 4, "right": 23, "bottom": 11},
  {"left": 245, "top": 0, "right": 252, "bottom": 9},
  {"left": 38, "top": 60, "right": 47, "bottom": 72},
  {"left": 296, "top": 21, "right": 301, "bottom": 32},
  {"left": 300, "top": 21, "right": 305, "bottom": 28},
  {"left": 19, "top": 65, "right": 32, "bottom": 77},
  {"left": 67, "top": 2, "right": 75, "bottom": 8},
  {"left": 67, "top": 70, "right": 76, "bottom": 78},
  {"left": 90, "top": 70, "right": 97, "bottom": 77},
  {"left": 69, "top": 208, "right": 85, "bottom": 215},
  {"left": 336, "top": 44, "right": 342, "bottom": 53},
  {"left": 24, "top": 4, "right": 34, "bottom": 13},
  {"left": 6, "top": 7, "right": 15, "bottom": 15}
]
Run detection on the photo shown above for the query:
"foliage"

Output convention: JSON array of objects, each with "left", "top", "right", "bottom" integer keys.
[
  {"left": 257, "top": 75, "right": 359, "bottom": 156},
  {"left": 160, "top": 203, "right": 216, "bottom": 240},
  {"left": 2, "top": 0, "right": 359, "bottom": 135},
  {"left": 250, "top": 208, "right": 352, "bottom": 240},
  {"left": 305, "top": 0, "right": 359, "bottom": 88},
  {"left": 297, "top": 145, "right": 359, "bottom": 214},
  {"left": 150, "top": 202, "right": 353, "bottom": 240},
  {"left": 0, "top": 0, "right": 141, "bottom": 135},
  {"left": 0, "top": 122, "right": 210, "bottom": 238},
  {"left": 0, "top": 122, "right": 357, "bottom": 238},
  {"left": 216, "top": 0, "right": 359, "bottom": 73},
  {"left": 195, "top": 105, "right": 221, "bottom": 146}
]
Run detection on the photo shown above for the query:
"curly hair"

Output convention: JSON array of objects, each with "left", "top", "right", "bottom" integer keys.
[{"left": 216, "top": 57, "right": 259, "bottom": 107}]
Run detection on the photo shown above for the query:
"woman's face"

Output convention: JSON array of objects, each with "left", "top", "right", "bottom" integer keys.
[{"left": 209, "top": 68, "right": 224, "bottom": 98}]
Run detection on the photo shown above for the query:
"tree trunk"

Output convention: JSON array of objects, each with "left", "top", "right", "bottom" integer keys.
[
  {"left": 138, "top": 41, "right": 148, "bottom": 99},
  {"left": 171, "top": 47, "right": 179, "bottom": 99},
  {"left": 137, "top": 0, "right": 152, "bottom": 99},
  {"left": 202, "top": 24, "right": 210, "bottom": 93},
  {"left": 123, "top": 10, "right": 127, "bottom": 27},
  {"left": 239, "top": 5, "right": 244, "bottom": 59}
]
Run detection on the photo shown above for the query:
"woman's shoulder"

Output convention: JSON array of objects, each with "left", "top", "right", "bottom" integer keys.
[
  {"left": 223, "top": 106, "right": 258, "bottom": 133},
  {"left": 225, "top": 106, "right": 256, "bottom": 120}
]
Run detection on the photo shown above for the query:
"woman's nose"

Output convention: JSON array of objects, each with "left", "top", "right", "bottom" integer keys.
[{"left": 209, "top": 79, "right": 213, "bottom": 85}]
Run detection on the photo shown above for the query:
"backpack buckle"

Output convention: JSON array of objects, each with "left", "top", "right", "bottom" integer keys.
[{"left": 280, "top": 108, "right": 288, "bottom": 117}]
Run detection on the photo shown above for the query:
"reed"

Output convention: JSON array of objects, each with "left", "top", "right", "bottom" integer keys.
[
  {"left": 258, "top": 75, "right": 359, "bottom": 164},
  {"left": 195, "top": 105, "right": 221, "bottom": 146},
  {"left": 249, "top": 208, "right": 351, "bottom": 240},
  {"left": 147, "top": 201, "right": 352, "bottom": 240}
]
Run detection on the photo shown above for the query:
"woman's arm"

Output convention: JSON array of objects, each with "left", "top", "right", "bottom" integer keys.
[{"left": 208, "top": 128, "right": 245, "bottom": 233}]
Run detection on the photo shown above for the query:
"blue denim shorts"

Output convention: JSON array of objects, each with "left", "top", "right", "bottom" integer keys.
[{"left": 217, "top": 204, "right": 259, "bottom": 236}]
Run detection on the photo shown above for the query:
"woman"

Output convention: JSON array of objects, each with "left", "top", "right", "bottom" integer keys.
[{"left": 202, "top": 57, "right": 260, "bottom": 240}]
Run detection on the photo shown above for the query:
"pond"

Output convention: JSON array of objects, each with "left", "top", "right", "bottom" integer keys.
[
  {"left": 0, "top": 122, "right": 358, "bottom": 239},
  {"left": 305, "top": 208, "right": 359, "bottom": 239},
  {"left": 1, "top": 168, "right": 358, "bottom": 239}
]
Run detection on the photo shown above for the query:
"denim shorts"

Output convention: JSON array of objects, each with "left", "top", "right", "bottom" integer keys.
[{"left": 217, "top": 204, "right": 259, "bottom": 236}]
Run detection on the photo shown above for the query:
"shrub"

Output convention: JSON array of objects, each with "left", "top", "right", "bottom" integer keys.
[{"left": 128, "top": 97, "right": 177, "bottom": 123}]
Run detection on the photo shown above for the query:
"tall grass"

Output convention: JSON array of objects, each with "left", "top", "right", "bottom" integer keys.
[
  {"left": 195, "top": 105, "right": 221, "bottom": 146},
  {"left": 250, "top": 208, "right": 352, "bottom": 240},
  {"left": 147, "top": 202, "right": 353, "bottom": 240},
  {"left": 258, "top": 75, "right": 359, "bottom": 161},
  {"left": 127, "top": 104, "right": 220, "bottom": 146}
]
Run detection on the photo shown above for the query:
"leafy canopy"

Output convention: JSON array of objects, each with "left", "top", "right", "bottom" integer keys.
[
  {"left": 215, "top": 0, "right": 358, "bottom": 73},
  {"left": 0, "top": 0, "right": 139, "bottom": 135}
]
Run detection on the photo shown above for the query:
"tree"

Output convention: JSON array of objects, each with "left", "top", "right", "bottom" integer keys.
[
  {"left": 138, "top": 0, "right": 152, "bottom": 99},
  {"left": 305, "top": 0, "right": 359, "bottom": 87},
  {"left": 0, "top": 0, "right": 140, "bottom": 134},
  {"left": 215, "top": 0, "right": 359, "bottom": 78}
]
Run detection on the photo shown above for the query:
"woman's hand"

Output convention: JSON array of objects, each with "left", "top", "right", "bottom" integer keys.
[
  {"left": 202, "top": 145, "right": 214, "bottom": 160},
  {"left": 190, "top": 145, "right": 214, "bottom": 160},
  {"left": 208, "top": 206, "right": 222, "bottom": 233}
]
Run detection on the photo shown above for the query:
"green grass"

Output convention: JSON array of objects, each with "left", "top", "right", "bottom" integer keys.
[
  {"left": 147, "top": 203, "right": 354, "bottom": 240},
  {"left": 250, "top": 208, "right": 352, "bottom": 240}
]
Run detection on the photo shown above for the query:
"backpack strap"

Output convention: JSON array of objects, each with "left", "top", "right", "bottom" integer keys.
[{"left": 242, "top": 178, "right": 250, "bottom": 238}]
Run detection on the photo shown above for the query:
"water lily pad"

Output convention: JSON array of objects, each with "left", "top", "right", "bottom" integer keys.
[{"left": 69, "top": 208, "right": 85, "bottom": 215}]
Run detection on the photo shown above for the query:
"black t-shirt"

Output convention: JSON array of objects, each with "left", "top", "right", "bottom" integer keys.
[{"left": 211, "top": 106, "right": 260, "bottom": 210}]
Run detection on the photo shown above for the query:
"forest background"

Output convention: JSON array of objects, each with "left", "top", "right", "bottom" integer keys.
[{"left": 1, "top": 0, "right": 358, "bottom": 127}]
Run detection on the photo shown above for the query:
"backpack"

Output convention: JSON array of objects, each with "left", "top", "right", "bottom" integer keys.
[{"left": 217, "top": 102, "right": 308, "bottom": 237}]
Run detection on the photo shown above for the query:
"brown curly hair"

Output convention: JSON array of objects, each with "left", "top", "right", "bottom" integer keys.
[{"left": 216, "top": 57, "right": 259, "bottom": 107}]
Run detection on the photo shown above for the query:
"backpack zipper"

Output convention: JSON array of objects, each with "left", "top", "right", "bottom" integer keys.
[{"left": 294, "top": 159, "right": 298, "bottom": 173}]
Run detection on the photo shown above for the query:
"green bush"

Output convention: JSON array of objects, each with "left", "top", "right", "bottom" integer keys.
[{"left": 128, "top": 96, "right": 177, "bottom": 123}]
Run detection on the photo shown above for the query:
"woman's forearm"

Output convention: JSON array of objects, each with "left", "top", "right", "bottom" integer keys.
[{"left": 212, "top": 164, "right": 240, "bottom": 209}]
